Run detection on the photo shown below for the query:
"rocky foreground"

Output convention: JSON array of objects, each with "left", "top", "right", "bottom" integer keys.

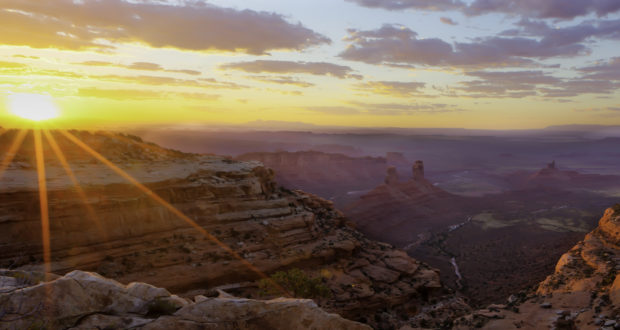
[
  {"left": 0, "top": 130, "right": 468, "bottom": 329},
  {"left": 0, "top": 269, "right": 369, "bottom": 329}
]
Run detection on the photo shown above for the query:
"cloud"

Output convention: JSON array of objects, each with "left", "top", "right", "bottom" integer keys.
[
  {"left": 88, "top": 74, "right": 247, "bottom": 90},
  {"left": 304, "top": 101, "right": 462, "bottom": 115},
  {"left": 456, "top": 70, "right": 562, "bottom": 98},
  {"left": 248, "top": 76, "right": 315, "bottom": 88},
  {"left": 77, "top": 88, "right": 220, "bottom": 101},
  {"left": 346, "top": 0, "right": 620, "bottom": 20},
  {"left": 440, "top": 17, "right": 458, "bottom": 25},
  {"left": 464, "top": 0, "right": 620, "bottom": 20},
  {"left": 345, "top": 0, "right": 464, "bottom": 11},
  {"left": 574, "top": 106, "right": 620, "bottom": 112},
  {"left": 339, "top": 22, "right": 620, "bottom": 68},
  {"left": 348, "top": 101, "right": 463, "bottom": 115},
  {"left": 353, "top": 80, "right": 427, "bottom": 97},
  {"left": 501, "top": 18, "right": 620, "bottom": 42},
  {"left": 573, "top": 106, "right": 620, "bottom": 117},
  {"left": 220, "top": 60, "right": 361, "bottom": 79},
  {"left": 0, "top": 61, "right": 243, "bottom": 90},
  {"left": 539, "top": 79, "right": 619, "bottom": 97},
  {"left": 577, "top": 57, "right": 620, "bottom": 80},
  {"left": 449, "top": 69, "right": 619, "bottom": 98},
  {"left": 78, "top": 60, "right": 201, "bottom": 75},
  {"left": 199, "top": 78, "right": 248, "bottom": 90},
  {"left": 304, "top": 106, "right": 362, "bottom": 115},
  {"left": 0, "top": 0, "right": 330, "bottom": 54},
  {"left": 176, "top": 92, "right": 221, "bottom": 101},
  {"left": 265, "top": 89, "right": 304, "bottom": 96},
  {"left": 77, "top": 88, "right": 163, "bottom": 100},
  {"left": 12, "top": 55, "right": 40, "bottom": 60},
  {"left": 0, "top": 61, "right": 28, "bottom": 69}
]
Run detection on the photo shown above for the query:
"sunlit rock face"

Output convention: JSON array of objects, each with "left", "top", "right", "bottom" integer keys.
[
  {"left": 0, "top": 130, "right": 467, "bottom": 329},
  {"left": 453, "top": 206, "right": 620, "bottom": 330},
  {"left": 0, "top": 270, "right": 370, "bottom": 330}
]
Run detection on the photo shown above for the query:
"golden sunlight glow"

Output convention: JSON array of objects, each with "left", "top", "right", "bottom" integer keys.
[{"left": 8, "top": 93, "right": 60, "bottom": 121}]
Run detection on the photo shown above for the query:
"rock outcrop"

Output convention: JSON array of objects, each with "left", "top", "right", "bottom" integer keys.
[
  {"left": 0, "top": 130, "right": 466, "bottom": 329},
  {"left": 385, "top": 166, "right": 400, "bottom": 185},
  {"left": 0, "top": 270, "right": 369, "bottom": 330},
  {"left": 344, "top": 161, "right": 458, "bottom": 246},
  {"left": 412, "top": 160, "right": 425, "bottom": 181},
  {"left": 454, "top": 205, "right": 620, "bottom": 329}
]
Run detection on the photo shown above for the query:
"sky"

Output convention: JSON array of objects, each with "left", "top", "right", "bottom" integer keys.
[{"left": 0, "top": 0, "right": 619, "bottom": 129}]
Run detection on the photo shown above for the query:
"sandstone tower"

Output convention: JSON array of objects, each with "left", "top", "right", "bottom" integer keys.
[{"left": 413, "top": 160, "right": 424, "bottom": 181}]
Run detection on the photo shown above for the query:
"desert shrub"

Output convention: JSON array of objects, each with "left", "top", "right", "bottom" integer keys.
[{"left": 258, "top": 268, "right": 331, "bottom": 299}]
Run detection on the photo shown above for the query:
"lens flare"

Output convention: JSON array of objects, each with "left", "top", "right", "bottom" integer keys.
[{"left": 8, "top": 93, "right": 60, "bottom": 121}]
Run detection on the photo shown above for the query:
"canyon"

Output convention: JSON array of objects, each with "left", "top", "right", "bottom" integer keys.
[
  {"left": 1, "top": 129, "right": 619, "bottom": 329},
  {"left": 235, "top": 150, "right": 618, "bottom": 306},
  {"left": 0, "top": 130, "right": 467, "bottom": 329}
]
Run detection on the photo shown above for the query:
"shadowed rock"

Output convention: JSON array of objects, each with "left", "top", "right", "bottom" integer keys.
[
  {"left": 413, "top": 160, "right": 425, "bottom": 181},
  {"left": 385, "top": 166, "right": 399, "bottom": 185}
]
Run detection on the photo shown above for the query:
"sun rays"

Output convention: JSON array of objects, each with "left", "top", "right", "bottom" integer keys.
[
  {"left": 0, "top": 127, "right": 288, "bottom": 297},
  {"left": 0, "top": 130, "right": 28, "bottom": 181},
  {"left": 33, "top": 130, "right": 52, "bottom": 281},
  {"left": 43, "top": 130, "right": 109, "bottom": 242}
]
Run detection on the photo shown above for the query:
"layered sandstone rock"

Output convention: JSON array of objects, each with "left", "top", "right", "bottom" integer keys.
[
  {"left": 454, "top": 205, "right": 620, "bottom": 329},
  {"left": 0, "top": 130, "right": 465, "bottom": 329},
  {"left": 0, "top": 270, "right": 369, "bottom": 330}
]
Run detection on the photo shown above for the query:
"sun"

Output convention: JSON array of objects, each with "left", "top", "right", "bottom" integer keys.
[{"left": 8, "top": 93, "right": 60, "bottom": 121}]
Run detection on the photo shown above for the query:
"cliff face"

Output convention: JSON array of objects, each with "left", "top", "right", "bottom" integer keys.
[
  {"left": 0, "top": 130, "right": 466, "bottom": 329},
  {"left": 454, "top": 205, "right": 620, "bottom": 329}
]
